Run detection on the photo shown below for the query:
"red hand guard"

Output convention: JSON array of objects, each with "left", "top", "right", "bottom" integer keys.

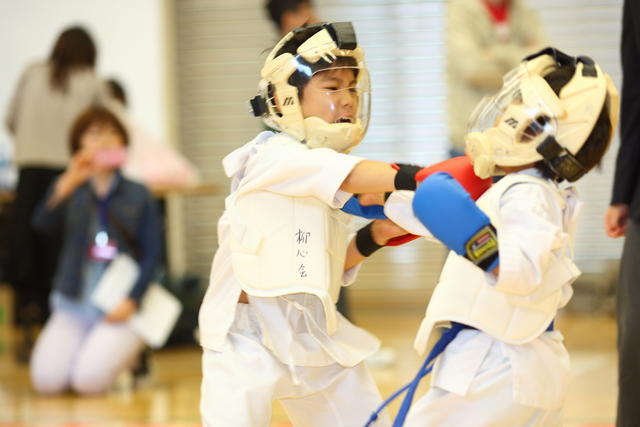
[
  {"left": 386, "top": 156, "right": 491, "bottom": 246},
  {"left": 386, "top": 234, "right": 421, "bottom": 246},
  {"left": 415, "top": 156, "right": 491, "bottom": 201}
]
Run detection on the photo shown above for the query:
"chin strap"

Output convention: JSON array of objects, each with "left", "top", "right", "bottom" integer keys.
[
  {"left": 249, "top": 95, "right": 268, "bottom": 117},
  {"left": 536, "top": 136, "right": 587, "bottom": 182}
]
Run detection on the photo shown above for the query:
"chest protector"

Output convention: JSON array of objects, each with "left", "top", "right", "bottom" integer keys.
[
  {"left": 414, "top": 173, "right": 581, "bottom": 355},
  {"left": 227, "top": 189, "right": 352, "bottom": 335}
]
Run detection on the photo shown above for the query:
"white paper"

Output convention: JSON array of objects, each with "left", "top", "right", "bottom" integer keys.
[
  {"left": 91, "top": 254, "right": 140, "bottom": 312},
  {"left": 128, "top": 283, "right": 183, "bottom": 348},
  {"left": 91, "top": 254, "right": 182, "bottom": 348}
]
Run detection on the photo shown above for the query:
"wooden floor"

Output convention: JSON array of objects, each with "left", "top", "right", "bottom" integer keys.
[{"left": 0, "top": 307, "right": 617, "bottom": 426}]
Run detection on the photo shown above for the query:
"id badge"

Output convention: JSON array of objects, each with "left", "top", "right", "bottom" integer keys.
[{"left": 89, "top": 231, "right": 119, "bottom": 261}]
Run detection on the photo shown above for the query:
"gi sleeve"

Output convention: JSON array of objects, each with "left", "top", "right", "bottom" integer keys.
[
  {"left": 241, "top": 142, "right": 364, "bottom": 208},
  {"left": 492, "top": 182, "right": 565, "bottom": 296}
]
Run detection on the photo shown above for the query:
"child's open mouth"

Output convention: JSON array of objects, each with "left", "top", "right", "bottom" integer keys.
[{"left": 335, "top": 117, "right": 353, "bottom": 124}]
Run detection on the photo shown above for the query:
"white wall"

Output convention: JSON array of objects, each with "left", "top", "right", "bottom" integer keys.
[{"left": 0, "top": 0, "right": 169, "bottom": 161}]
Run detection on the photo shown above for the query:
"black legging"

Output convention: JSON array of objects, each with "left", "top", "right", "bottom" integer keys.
[{"left": 6, "top": 167, "right": 63, "bottom": 325}]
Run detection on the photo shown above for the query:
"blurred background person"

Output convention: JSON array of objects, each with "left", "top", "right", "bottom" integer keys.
[
  {"left": 604, "top": 0, "right": 640, "bottom": 425},
  {"left": 104, "top": 78, "right": 201, "bottom": 357},
  {"left": 29, "top": 106, "right": 161, "bottom": 395},
  {"left": 265, "top": 0, "right": 318, "bottom": 37},
  {"left": 106, "top": 78, "right": 200, "bottom": 194},
  {"left": 446, "top": 0, "right": 547, "bottom": 157},
  {"left": 4, "top": 26, "right": 112, "bottom": 362}
]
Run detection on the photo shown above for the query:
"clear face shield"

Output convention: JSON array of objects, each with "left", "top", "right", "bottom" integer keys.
[
  {"left": 467, "top": 63, "right": 559, "bottom": 146},
  {"left": 465, "top": 60, "right": 565, "bottom": 177},
  {"left": 465, "top": 46, "right": 617, "bottom": 181},
  {"left": 294, "top": 61, "right": 371, "bottom": 133},
  {"left": 282, "top": 46, "right": 371, "bottom": 151},
  {"left": 252, "top": 22, "right": 372, "bottom": 152}
]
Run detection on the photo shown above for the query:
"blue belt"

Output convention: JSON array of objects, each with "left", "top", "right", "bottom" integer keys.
[
  {"left": 461, "top": 321, "right": 555, "bottom": 333},
  {"left": 365, "top": 321, "right": 554, "bottom": 427}
]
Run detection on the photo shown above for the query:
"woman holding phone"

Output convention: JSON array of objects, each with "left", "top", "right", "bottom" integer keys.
[{"left": 29, "top": 106, "right": 161, "bottom": 395}]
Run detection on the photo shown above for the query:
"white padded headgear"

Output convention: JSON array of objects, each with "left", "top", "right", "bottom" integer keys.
[
  {"left": 249, "top": 22, "right": 370, "bottom": 153},
  {"left": 465, "top": 47, "right": 619, "bottom": 182}
]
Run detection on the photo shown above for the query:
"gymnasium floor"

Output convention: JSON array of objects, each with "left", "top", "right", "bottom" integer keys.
[{"left": 0, "top": 307, "right": 617, "bottom": 426}]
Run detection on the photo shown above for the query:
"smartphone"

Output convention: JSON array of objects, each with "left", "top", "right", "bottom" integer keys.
[{"left": 94, "top": 147, "right": 127, "bottom": 169}]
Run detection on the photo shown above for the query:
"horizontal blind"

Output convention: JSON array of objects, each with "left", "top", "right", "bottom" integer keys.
[{"left": 173, "top": 0, "right": 272, "bottom": 280}]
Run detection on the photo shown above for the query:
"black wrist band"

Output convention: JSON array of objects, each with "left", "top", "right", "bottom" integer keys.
[
  {"left": 393, "top": 164, "right": 422, "bottom": 191},
  {"left": 355, "top": 222, "right": 383, "bottom": 257}
]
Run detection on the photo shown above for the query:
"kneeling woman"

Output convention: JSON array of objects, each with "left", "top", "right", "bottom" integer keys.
[{"left": 30, "top": 106, "right": 161, "bottom": 394}]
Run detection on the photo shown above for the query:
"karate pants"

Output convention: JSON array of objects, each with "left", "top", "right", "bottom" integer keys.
[
  {"left": 200, "top": 304, "right": 389, "bottom": 427},
  {"left": 405, "top": 330, "right": 564, "bottom": 427}
]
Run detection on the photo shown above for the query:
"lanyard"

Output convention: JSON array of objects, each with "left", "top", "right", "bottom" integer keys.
[
  {"left": 93, "top": 177, "right": 117, "bottom": 247},
  {"left": 97, "top": 191, "right": 114, "bottom": 232}
]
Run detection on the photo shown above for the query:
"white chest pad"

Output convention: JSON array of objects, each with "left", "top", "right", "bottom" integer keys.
[
  {"left": 414, "top": 173, "right": 582, "bottom": 354},
  {"left": 227, "top": 190, "right": 352, "bottom": 335}
]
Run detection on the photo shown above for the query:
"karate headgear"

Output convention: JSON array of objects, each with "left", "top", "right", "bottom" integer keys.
[
  {"left": 249, "top": 22, "right": 370, "bottom": 153},
  {"left": 465, "top": 47, "right": 619, "bottom": 182}
]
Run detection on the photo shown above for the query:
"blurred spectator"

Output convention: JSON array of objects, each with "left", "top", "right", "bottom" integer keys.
[
  {"left": 106, "top": 79, "right": 127, "bottom": 106},
  {"left": 603, "top": 1, "right": 640, "bottom": 425},
  {"left": 30, "top": 106, "right": 161, "bottom": 395},
  {"left": 106, "top": 78, "right": 199, "bottom": 193},
  {"left": 4, "top": 26, "right": 113, "bottom": 362},
  {"left": 446, "top": 0, "right": 547, "bottom": 157},
  {"left": 265, "top": 0, "right": 318, "bottom": 36}
]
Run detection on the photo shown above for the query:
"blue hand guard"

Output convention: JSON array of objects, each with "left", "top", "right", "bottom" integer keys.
[
  {"left": 340, "top": 196, "right": 387, "bottom": 219},
  {"left": 412, "top": 172, "right": 499, "bottom": 272}
]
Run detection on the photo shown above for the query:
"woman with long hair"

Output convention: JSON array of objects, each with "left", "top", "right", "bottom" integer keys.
[{"left": 4, "top": 26, "right": 113, "bottom": 362}]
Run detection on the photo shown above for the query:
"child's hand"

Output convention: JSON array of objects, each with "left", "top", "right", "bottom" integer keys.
[
  {"left": 105, "top": 298, "right": 137, "bottom": 323},
  {"left": 50, "top": 148, "right": 97, "bottom": 206},
  {"left": 357, "top": 193, "right": 385, "bottom": 206},
  {"left": 370, "top": 218, "right": 409, "bottom": 245},
  {"left": 65, "top": 148, "right": 97, "bottom": 186}
]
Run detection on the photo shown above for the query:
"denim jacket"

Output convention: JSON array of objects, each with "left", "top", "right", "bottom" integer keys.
[{"left": 32, "top": 172, "right": 162, "bottom": 303}]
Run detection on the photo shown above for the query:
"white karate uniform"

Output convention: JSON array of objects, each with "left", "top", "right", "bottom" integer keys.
[
  {"left": 386, "top": 169, "right": 579, "bottom": 427},
  {"left": 199, "top": 131, "right": 389, "bottom": 427}
]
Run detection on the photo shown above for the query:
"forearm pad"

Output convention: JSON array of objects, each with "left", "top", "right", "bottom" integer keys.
[
  {"left": 341, "top": 196, "right": 388, "bottom": 219},
  {"left": 412, "top": 172, "right": 499, "bottom": 272}
]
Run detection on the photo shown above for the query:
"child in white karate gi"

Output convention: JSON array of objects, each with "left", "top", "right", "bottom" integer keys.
[
  {"left": 197, "top": 22, "right": 435, "bottom": 426},
  {"left": 380, "top": 48, "right": 619, "bottom": 426}
]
